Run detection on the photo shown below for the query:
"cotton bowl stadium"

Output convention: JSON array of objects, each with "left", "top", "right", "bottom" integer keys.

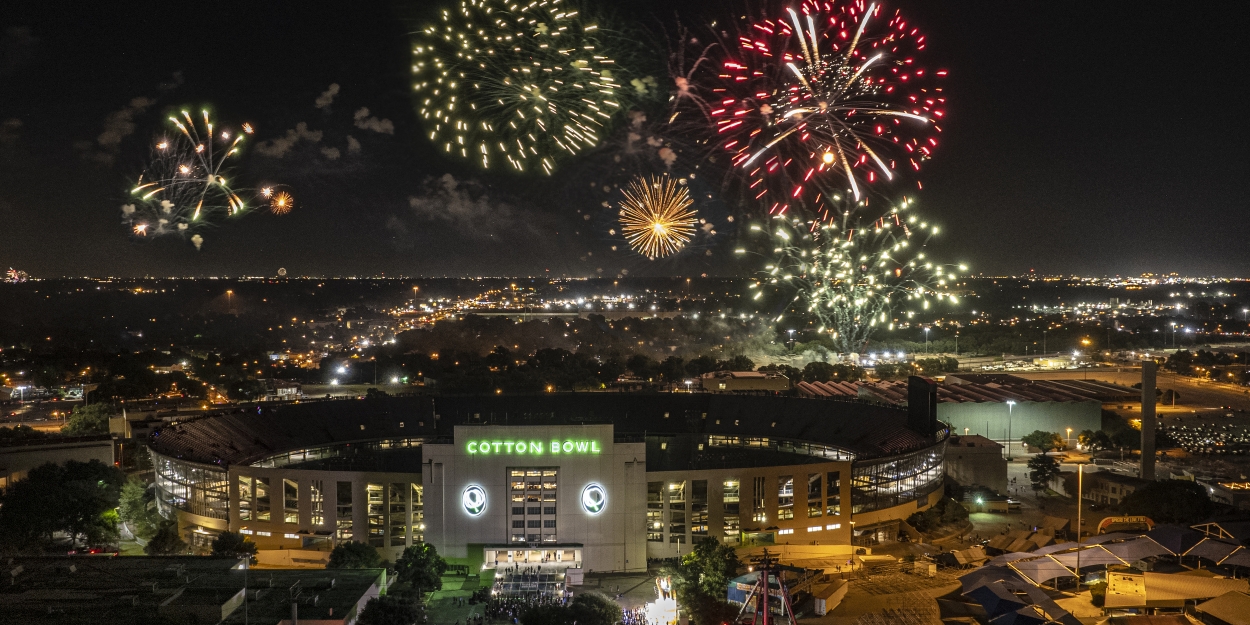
[{"left": 148, "top": 388, "right": 948, "bottom": 573}]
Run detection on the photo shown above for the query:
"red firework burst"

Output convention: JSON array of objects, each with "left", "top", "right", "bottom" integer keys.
[{"left": 700, "top": 0, "right": 946, "bottom": 220}]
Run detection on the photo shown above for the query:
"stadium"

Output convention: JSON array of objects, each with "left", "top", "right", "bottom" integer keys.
[{"left": 148, "top": 387, "right": 949, "bottom": 573}]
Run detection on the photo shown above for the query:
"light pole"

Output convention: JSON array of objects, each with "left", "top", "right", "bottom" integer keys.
[
  {"left": 1075, "top": 461, "right": 1086, "bottom": 586},
  {"left": 1043, "top": 330, "right": 1047, "bottom": 356},
  {"left": 1006, "top": 400, "right": 1016, "bottom": 460},
  {"left": 924, "top": 327, "right": 930, "bottom": 354},
  {"left": 239, "top": 554, "right": 250, "bottom": 625},
  {"left": 1067, "top": 427, "right": 1073, "bottom": 450},
  {"left": 787, "top": 329, "right": 795, "bottom": 352}
]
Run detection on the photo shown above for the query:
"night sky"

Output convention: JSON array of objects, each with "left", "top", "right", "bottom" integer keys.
[{"left": 1, "top": 1, "right": 1247, "bottom": 278}]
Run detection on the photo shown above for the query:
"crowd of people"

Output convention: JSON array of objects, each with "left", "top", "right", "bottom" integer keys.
[
  {"left": 621, "top": 606, "right": 649, "bottom": 625},
  {"left": 482, "top": 594, "right": 567, "bottom": 623}
]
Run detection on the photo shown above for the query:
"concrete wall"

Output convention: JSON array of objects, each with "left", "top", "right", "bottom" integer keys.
[
  {"left": 0, "top": 436, "right": 114, "bottom": 487},
  {"left": 938, "top": 400, "right": 1100, "bottom": 453},
  {"left": 423, "top": 424, "right": 647, "bottom": 573},
  {"left": 946, "top": 445, "right": 1009, "bottom": 494}
]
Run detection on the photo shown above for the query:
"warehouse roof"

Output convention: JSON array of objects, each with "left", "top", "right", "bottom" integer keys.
[{"left": 797, "top": 377, "right": 1133, "bottom": 404}]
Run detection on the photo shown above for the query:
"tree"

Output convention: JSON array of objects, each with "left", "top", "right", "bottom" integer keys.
[
  {"left": 119, "top": 477, "right": 159, "bottom": 540},
  {"left": 757, "top": 363, "right": 801, "bottom": 380},
  {"left": 144, "top": 520, "right": 187, "bottom": 555},
  {"left": 0, "top": 459, "right": 124, "bottom": 552},
  {"left": 394, "top": 543, "right": 447, "bottom": 592},
  {"left": 357, "top": 595, "right": 421, "bottom": 625},
  {"left": 1119, "top": 480, "right": 1215, "bottom": 524},
  {"left": 1027, "top": 455, "right": 1061, "bottom": 493},
  {"left": 661, "top": 538, "right": 741, "bottom": 625},
  {"left": 62, "top": 403, "right": 115, "bottom": 436},
  {"left": 520, "top": 593, "right": 620, "bottom": 625},
  {"left": 567, "top": 593, "right": 621, "bottom": 625},
  {"left": 1021, "top": 430, "right": 1064, "bottom": 452},
  {"left": 802, "top": 362, "right": 837, "bottom": 382},
  {"left": 211, "top": 531, "right": 258, "bottom": 565},
  {"left": 327, "top": 541, "right": 383, "bottom": 569},
  {"left": 719, "top": 355, "right": 756, "bottom": 371}
]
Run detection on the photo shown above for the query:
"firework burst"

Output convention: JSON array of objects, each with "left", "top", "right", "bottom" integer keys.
[
  {"left": 269, "top": 192, "right": 294, "bottom": 215},
  {"left": 687, "top": 0, "right": 944, "bottom": 219},
  {"left": 744, "top": 198, "right": 962, "bottom": 353},
  {"left": 121, "top": 110, "right": 288, "bottom": 246},
  {"left": 411, "top": 0, "right": 627, "bottom": 174},
  {"left": 619, "top": 175, "right": 698, "bottom": 259}
]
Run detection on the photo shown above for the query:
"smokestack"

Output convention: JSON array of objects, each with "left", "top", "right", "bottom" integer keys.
[
  {"left": 907, "top": 376, "right": 938, "bottom": 441},
  {"left": 1141, "top": 360, "right": 1157, "bottom": 480}
]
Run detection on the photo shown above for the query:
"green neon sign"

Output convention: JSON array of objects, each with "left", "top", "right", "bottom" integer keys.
[{"left": 466, "top": 440, "right": 601, "bottom": 455}]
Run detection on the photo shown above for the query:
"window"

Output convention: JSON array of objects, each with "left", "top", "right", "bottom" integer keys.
[
  {"left": 692, "top": 480, "right": 708, "bottom": 537},
  {"left": 284, "top": 479, "right": 299, "bottom": 524},
  {"left": 256, "top": 531, "right": 271, "bottom": 537},
  {"left": 411, "top": 483, "right": 424, "bottom": 543},
  {"left": 367, "top": 484, "right": 384, "bottom": 547},
  {"left": 647, "top": 482, "right": 664, "bottom": 542},
  {"left": 255, "top": 477, "right": 271, "bottom": 522},
  {"left": 389, "top": 483, "right": 408, "bottom": 547},
  {"left": 778, "top": 528, "right": 794, "bottom": 535},
  {"left": 850, "top": 446, "right": 944, "bottom": 514},
  {"left": 543, "top": 520, "right": 556, "bottom": 528},
  {"left": 826, "top": 523, "right": 841, "bottom": 530},
  {"left": 827, "top": 471, "right": 841, "bottom": 517},
  {"left": 722, "top": 478, "right": 740, "bottom": 538},
  {"left": 513, "top": 506, "right": 526, "bottom": 515},
  {"left": 807, "top": 526, "right": 822, "bottom": 532},
  {"left": 528, "top": 520, "right": 541, "bottom": 528},
  {"left": 513, "top": 520, "right": 525, "bottom": 528},
  {"left": 543, "top": 506, "right": 556, "bottom": 515},
  {"left": 807, "top": 474, "right": 822, "bottom": 518},
  {"left": 777, "top": 476, "right": 794, "bottom": 520},
  {"left": 238, "top": 476, "right": 253, "bottom": 521},
  {"left": 336, "top": 481, "right": 353, "bottom": 540},
  {"left": 528, "top": 507, "right": 541, "bottom": 515},
  {"left": 669, "top": 510, "right": 686, "bottom": 543},
  {"left": 668, "top": 481, "right": 686, "bottom": 505},
  {"left": 752, "top": 511, "right": 767, "bottom": 523},
  {"left": 239, "top": 529, "right": 254, "bottom": 535},
  {"left": 310, "top": 480, "right": 324, "bottom": 526},
  {"left": 753, "top": 476, "right": 766, "bottom": 513},
  {"left": 648, "top": 509, "right": 663, "bottom": 542},
  {"left": 284, "top": 533, "right": 300, "bottom": 539}
]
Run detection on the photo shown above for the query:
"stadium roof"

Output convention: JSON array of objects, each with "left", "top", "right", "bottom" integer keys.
[{"left": 148, "top": 393, "right": 936, "bottom": 469}]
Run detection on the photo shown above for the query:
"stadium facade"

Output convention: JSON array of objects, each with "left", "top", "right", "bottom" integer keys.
[{"left": 149, "top": 393, "right": 948, "bottom": 572}]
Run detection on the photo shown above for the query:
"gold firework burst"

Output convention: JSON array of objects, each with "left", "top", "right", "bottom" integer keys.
[
  {"left": 619, "top": 176, "right": 697, "bottom": 259},
  {"left": 270, "top": 192, "right": 293, "bottom": 215}
]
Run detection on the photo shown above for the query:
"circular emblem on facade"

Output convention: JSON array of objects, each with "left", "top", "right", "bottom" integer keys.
[
  {"left": 462, "top": 485, "right": 487, "bottom": 516},
  {"left": 581, "top": 483, "right": 606, "bottom": 515}
]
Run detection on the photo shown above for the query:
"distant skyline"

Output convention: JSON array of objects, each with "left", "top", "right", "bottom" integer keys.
[{"left": 1, "top": 1, "right": 1248, "bottom": 278}]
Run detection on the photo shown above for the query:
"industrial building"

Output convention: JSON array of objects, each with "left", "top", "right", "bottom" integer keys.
[{"left": 148, "top": 392, "right": 950, "bottom": 572}]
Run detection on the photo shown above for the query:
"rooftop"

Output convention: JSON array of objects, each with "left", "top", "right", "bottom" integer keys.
[
  {"left": 149, "top": 393, "right": 939, "bottom": 469},
  {"left": 0, "top": 556, "right": 383, "bottom": 625},
  {"left": 797, "top": 377, "right": 1136, "bottom": 405}
]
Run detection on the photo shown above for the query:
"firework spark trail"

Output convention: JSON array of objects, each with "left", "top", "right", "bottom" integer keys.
[
  {"left": 121, "top": 111, "right": 290, "bottom": 248},
  {"left": 686, "top": 0, "right": 945, "bottom": 219},
  {"left": 742, "top": 198, "right": 963, "bottom": 353},
  {"left": 619, "top": 175, "right": 698, "bottom": 259},
  {"left": 411, "top": 0, "right": 630, "bottom": 174}
]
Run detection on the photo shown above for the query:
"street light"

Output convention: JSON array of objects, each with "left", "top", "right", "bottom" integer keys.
[
  {"left": 924, "top": 327, "right": 930, "bottom": 354},
  {"left": 1067, "top": 427, "right": 1073, "bottom": 449},
  {"left": 1006, "top": 400, "right": 1016, "bottom": 460}
]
